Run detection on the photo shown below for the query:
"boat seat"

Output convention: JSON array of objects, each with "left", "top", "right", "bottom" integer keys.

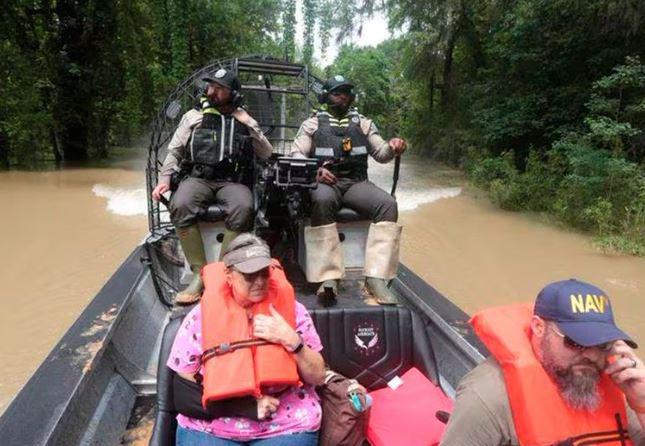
[
  {"left": 335, "top": 207, "right": 364, "bottom": 223},
  {"left": 202, "top": 204, "right": 226, "bottom": 222},
  {"left": 150, "top": 315, "right": 182, "bottom": 446},
  {"left": 309, "top": 306, "right": 439, "bottom": 390},
  {"left": 150, "top": 306, "right": 438, "bottom": 445}
]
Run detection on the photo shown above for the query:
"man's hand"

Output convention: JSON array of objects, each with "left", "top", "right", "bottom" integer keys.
[
  {"left": 256, "top": 395, "right": 280, "bottom": 420},
  {"left": 253, "top": 304, "right": 300, "bottom": 349},
  {"left": 152, "top": 183, "right": 170, "bottom": 202},
  {"left": 389, "top": 137, "right": 407, "bottom": 155},
  {"left": 605, "top": 341, "right": 645, "bottom": 408},
  {"left": 317, "top": 167, "right": 337, "bottom": 185}
]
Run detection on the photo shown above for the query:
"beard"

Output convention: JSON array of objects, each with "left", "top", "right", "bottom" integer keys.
[{"left": 540, "top": 335, "right": 602, "bottom": 411}]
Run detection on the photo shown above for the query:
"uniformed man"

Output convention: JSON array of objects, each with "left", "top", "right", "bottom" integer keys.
[
  {"left": 151, "top": 68, "right": 272, "bottom": 305},
  {"left": 291, "top": 75, "right": 407, "bottom": 304}
]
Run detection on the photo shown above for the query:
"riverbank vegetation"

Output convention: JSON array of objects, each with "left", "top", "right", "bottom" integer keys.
[
  {"left": 2, "top": 0, "right": 643, "bottom": 253},
  {"left": 325, "top": 1, "right": 645, "bottom": 255}
]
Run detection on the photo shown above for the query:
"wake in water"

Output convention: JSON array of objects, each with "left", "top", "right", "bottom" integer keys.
[
  {"left": 92, "top": 157, "right": 462, "bottom": 217},
  {"left": 92, "top": 184, "right": 147, "bottom": 216}
]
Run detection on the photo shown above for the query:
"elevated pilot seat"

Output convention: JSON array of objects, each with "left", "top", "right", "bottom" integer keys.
[
  {"left": 149, "top": 305, "right": 440, "bottom": 445},
  {"left": 297, "top": 207, "right": 371, "bottom": 273}
]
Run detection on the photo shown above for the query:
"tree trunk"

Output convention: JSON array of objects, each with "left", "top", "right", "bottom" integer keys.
[
  {"left": 441, "top": 30, "right": 457, "bottom": 112},
  {"left": 0, "top": 131, "right": 9, "bottom": 168}
]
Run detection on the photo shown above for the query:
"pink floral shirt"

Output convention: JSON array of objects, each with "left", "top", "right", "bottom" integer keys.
[{"left": 167, "top": 302, "right": 323, "bottom": 441}]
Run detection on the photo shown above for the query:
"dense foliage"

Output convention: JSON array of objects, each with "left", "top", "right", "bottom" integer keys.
[
  {"left": 0, "top": 0, "right": 281, "bottom": 165},
  {"left": 327, "top": 0, "right": 644, "bottom": 254},
  {"left": 2, "top": 0, "right": 643, "bottom": 253}
]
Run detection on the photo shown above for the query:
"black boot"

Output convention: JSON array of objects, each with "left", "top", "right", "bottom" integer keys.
[{"left": 316, "top": 279, "right": 338, "bottom": 307}]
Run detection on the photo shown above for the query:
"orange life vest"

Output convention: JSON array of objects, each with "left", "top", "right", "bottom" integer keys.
[
  {"left": 471, "top": 303, "right": 632, "bottom": 446},
  {"left": 200, "top": 260, "right": 300, "bottom": 407}
]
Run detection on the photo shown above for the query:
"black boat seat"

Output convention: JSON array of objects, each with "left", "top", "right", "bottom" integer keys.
[
  {"left": 150, "top": 306, "right": 438, "bottom": 445},
  {"left": 201, "top": 204, "right": 362, "bottom": 223},
  {"left": 150, "top": 315, "right": 182, "bottom": 446},
  {"left": 310, "top": 306, "right": 439, "bottom": 390},
  {"left": 202, "top": 204, "right": 226, "bottom": 222},
  {"left": 335, "top": 207, "right": 365, "bottom": 223}
]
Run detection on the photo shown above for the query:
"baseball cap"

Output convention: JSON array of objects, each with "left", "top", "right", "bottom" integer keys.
[
  {"left": 222, "top": 234, "right": 272, "bottom": 274},
  {"left": 202, "top": 68, "right": 241, "bottom": 91},
  {"left": 534, "top": 279, "right": 637, "bottom": 348},
  {"left": 324, "top": 75, "right": 354, "bottom": 94}
]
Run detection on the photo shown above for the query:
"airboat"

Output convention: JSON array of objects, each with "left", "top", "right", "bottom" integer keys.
[{"left": 0, "top": 55, "right": 486, "bottom": 445}]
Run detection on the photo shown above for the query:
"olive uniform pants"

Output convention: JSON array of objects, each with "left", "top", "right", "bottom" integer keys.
[
  {"left": 310, "top": 178, "right": 398, "bottom": 226},
  {"left": 169, "top": 177, "right": 253, "bottom": 230}
]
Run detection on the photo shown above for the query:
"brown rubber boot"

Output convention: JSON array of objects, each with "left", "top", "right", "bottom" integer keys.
[
  {"left": 365, "top": 277, "right": 399, "bottom": 305},
  {"left": 175, "top": 224, "right": 207, "bottom": 306}
]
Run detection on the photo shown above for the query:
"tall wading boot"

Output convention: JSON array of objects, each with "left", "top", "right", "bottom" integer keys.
[
  {"left": 219, "top": 229, "right": 240, "bottom": 260},
  {"left": 363, "top": 221, "right": 403, "bottom": 305},
  {"left": 304, "top": 223, "right": 344, "bottom": 306},
  {"left": 175, "top": 224, "right": 207, "bottom": 306}
]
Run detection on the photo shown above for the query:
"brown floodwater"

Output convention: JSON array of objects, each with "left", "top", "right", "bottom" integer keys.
[{"left": 0, "top": 155, "right": 643, "bottom": 416}]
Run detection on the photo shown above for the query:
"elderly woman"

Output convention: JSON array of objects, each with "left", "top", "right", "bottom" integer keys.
[{"left": 167, "top": 233, "right": 326, "bottom": 445}]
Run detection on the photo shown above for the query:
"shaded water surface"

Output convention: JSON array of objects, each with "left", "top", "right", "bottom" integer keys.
[{"left": 0, "top": 155, "right": 643, "bottom": 415}]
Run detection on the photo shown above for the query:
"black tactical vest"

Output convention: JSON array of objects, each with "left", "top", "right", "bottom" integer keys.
[
  {"left": 312, "top": 110, "right": 369, "bottom": 180},
  {"left": 188, "top": 108, "right": 252, "bottom": 182}
]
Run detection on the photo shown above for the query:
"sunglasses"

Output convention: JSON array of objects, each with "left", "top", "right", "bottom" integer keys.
[{"left": 548, "top": 324, "right": 613, "bottom": 352}]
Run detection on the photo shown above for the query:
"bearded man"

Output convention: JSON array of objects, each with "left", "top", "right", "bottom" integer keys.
[
  {"left": 441, "top": 279, "right": 645, "bottom": 445},
  {"left": 151, "top": 69, "right": 272, "bottom": 305}
]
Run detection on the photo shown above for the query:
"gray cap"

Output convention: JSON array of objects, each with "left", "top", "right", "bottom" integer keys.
[{"left": 222, "top": 234, "right": 272, "bottom": 274}]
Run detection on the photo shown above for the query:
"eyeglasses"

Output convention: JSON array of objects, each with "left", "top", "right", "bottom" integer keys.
[
  {"left": 548, "top": 324, "right": 613, "bottom": 352},
  {"left": 234, "top": 267, "right": 269, "bottom": 283}
]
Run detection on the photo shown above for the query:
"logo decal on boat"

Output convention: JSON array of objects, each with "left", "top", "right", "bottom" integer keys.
[{"left": 353, "top": 323, "right": 381, "bottom": 356}]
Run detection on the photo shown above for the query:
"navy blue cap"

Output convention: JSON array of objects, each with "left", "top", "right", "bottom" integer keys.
[{"left": 534, "top": 279, "right": 637, "bottom": 348}]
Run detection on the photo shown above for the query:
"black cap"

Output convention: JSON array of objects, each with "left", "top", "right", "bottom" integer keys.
[
  {"left": 202, "top": 68, "right": 241, "bottom": 91},
  {"left": 323, "top": 75, "right": 354, "bottom": 94}
]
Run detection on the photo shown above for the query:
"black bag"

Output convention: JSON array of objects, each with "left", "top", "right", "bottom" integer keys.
[{"left": 172, "top": 374, "right": 257, "bottom": 420}]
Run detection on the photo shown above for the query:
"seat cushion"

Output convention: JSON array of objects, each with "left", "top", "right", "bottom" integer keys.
[
  {"left": 335, "top": 207, "right": 364, "bottom": 223},
  {"left": 309, "top": 306, "right": 439, "bottom": 391},
  {"left": 202, "top": 204, "right": 226, "bottom": 222},
  {"left": 367, "top": 367, "right": 453, "bottom": 446}
]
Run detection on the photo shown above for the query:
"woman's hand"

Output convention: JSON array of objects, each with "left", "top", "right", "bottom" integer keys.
[
  {"left": 256, "top": 395, "right": 280, "bottom": 420},
  {"left": 605, "top": 341, "right": 645, "bottom": 409},
  {"left": 253, "top": 304, "right": 300, "bottom": 350}
]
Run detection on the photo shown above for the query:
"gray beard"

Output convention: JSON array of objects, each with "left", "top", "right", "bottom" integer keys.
[{"left": 540, "top": 336, "right": 602, "bottom": 411}]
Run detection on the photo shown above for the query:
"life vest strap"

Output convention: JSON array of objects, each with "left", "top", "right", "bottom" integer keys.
[{"left": 201, "top": 338, "right": 271, "bottom": 364}]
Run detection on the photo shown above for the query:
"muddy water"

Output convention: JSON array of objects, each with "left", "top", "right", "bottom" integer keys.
[
  {"left": 0, "top": 161, "right": 148, "bottom": 414},
  {"left": 380, "top": 159, "right": 645, "bottom": 349},
  {"left": 0, "top": 155, "right": 643, "bottom": 416}
]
